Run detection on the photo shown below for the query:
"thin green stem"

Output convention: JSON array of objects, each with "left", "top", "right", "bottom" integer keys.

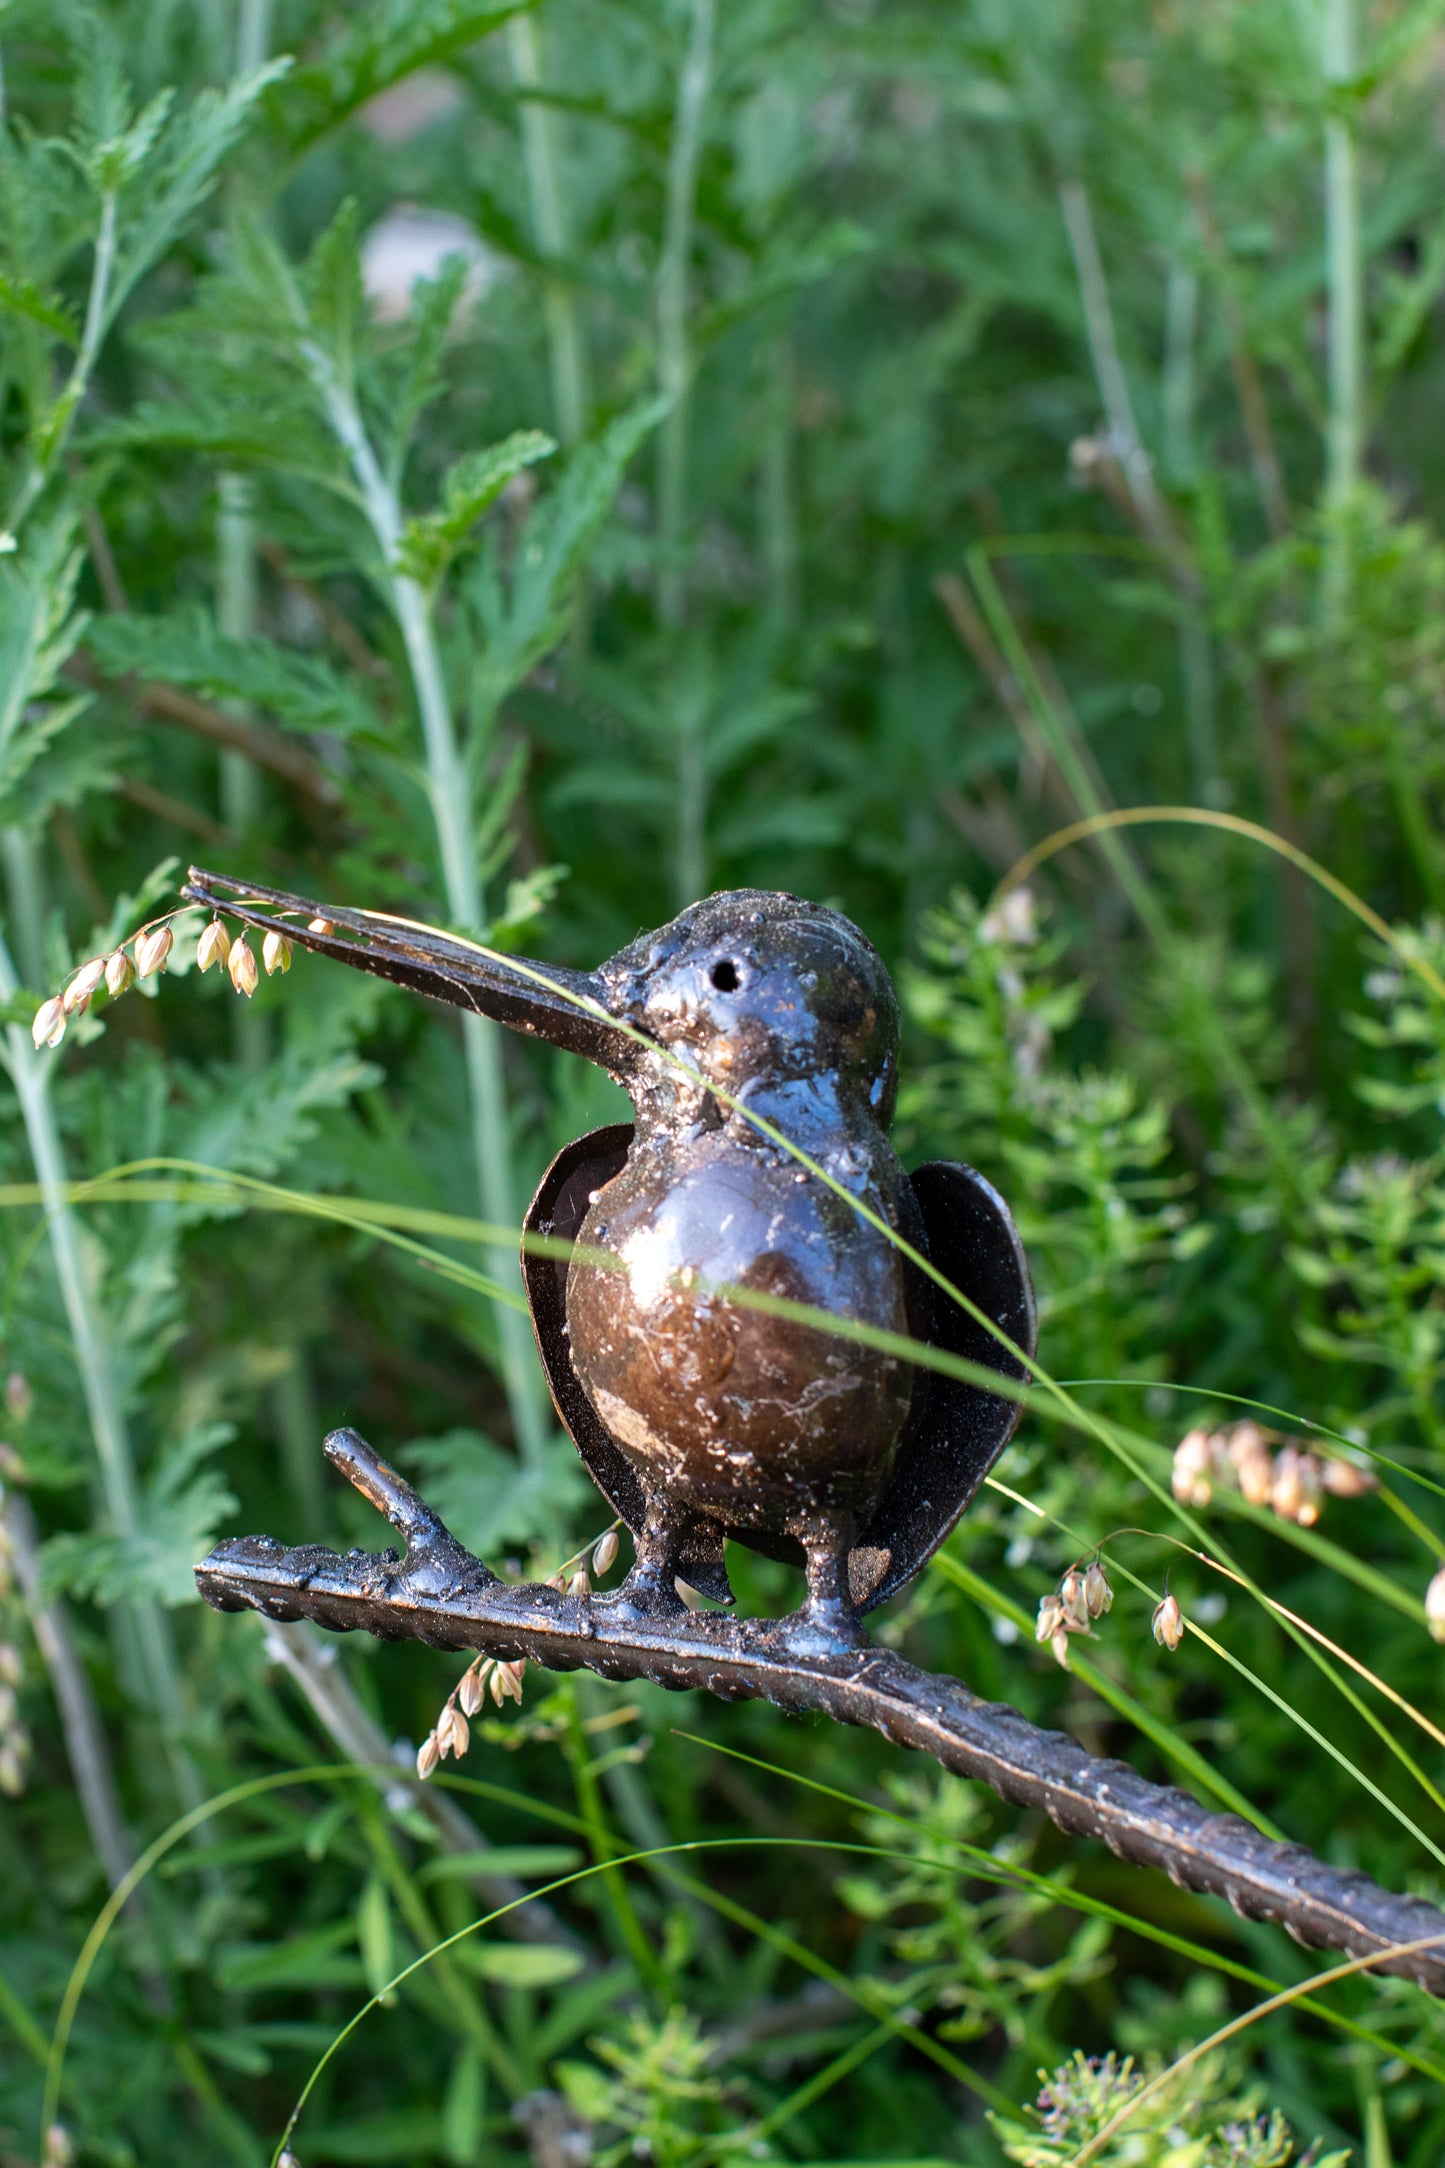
[
  {"left": 656, "top": 0, "right": 713, "bottom": 629},
  {"left": 1323, "top": 0, "right": 1363, "bottom": 606},
  {"left": 508, "top": 14, "right": 588, "bottom": 447},
  {"left": 0, "top": 932, "right": 199, "bottom": 1806},
  {"left": 301, "top": 343, "right": 550, "bottom": 1473},
  {"left": 6, "top": 188, "right": 116, "bottom": 533}
]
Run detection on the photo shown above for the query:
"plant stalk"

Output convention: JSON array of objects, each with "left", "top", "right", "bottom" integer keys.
[
  {"left": 656, "top": 0, "right": 714, "bottom": 630},
  {"left": 1322, "top": 0, "right": 1363, "bottom": 588},
  {"left": 507, "top": 14, "right": 588, "bottom": 448},
  {"left": 304, "top": 350, "right": 551, "bottom": 1473},
  {"left": 0, "top": 928, "right": 200, "bottom": 1807}
]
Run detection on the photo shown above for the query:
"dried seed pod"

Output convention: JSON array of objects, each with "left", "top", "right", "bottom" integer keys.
[
  {"left": 307, "top": 917, "right": 335, "bottom": 936},
  {"left": 31, "top": 997, "right": 65, "bottom": 1050},
  {"left": 1152, "top": 1594, "right": 1184, "bottom": 1651},
  {"left": 568, "top": 1568, "right": 591, "bottom": 1598},
  {"left": 105, "top": 949, "right": 135, "bottom": 997},
  {"left": 229, "top": 935, "right": 258, "bottom": 998},
  {"left": 135, "top": 924, "right": 173, "bottom": 978},
  {"left": 1426, "top": 1565, "right": 1445, "bottom": 1646},
  {"left": 489, "top": 1665, "right": 505, "bottom": 1707},
  {"left": 1049, "top": 1626, "right": 1072, "bottom": 1670},
  {"left": 63, "top": 958, "right": 107, "bottom": 1013},
  {"left": 1058, "top": 1568, "right": 1091, "bottom": 1633},
  {"left": 1234, "top": 1443, "right": 1275, "bottom": 1508},
  {"left": 1322, "top": 1456, "right": 1378, "bottom": 1498},
  {"left": 447, "top": 1708, "right": 470, "bottom": 1759},
  {"left": 498, "top": 1661, "right": 525, "bottom": 1703},
  {"left": 416, "top": 1731, "right": 441, "bottom": 1779},
  {"left": 459, "top": 1664, "right": 488, "bottom": 1718},
  {"left": 1270, "top": 1444, "right": 1313, "bottom": 1525},
  {"left": 197, "top": 920, "right": 231, "bottom": 973},
  {"left": 1035, "top": 1591, "right": 1066, "bottom": 1644},
  {"left": 593, "top": 1528, "right": 619, "bottom": 1575},
  {"left": 41, "top": 2124, "right": 74, "bottom": 2168},
  {"left": 546, "top": 1571, "right": 568, "bottom": 1593},
  {"left": 1084, "top": 1560, "right": 1113, "bottom": 1618},
  {"left": 1171, "top": 1426, "right": 1219, "bottom": 1508},
  {"left": 262, "top": 928, "right": 293, "bottom": 976}
]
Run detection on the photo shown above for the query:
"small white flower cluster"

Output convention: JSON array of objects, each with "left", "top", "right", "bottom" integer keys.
[
  {"left": 1425, "top": 1565, "right": 1445, "bottom": 1645},
  {"left": 29, "top": 910, "right": 328, "bottom": 1052},
  {"left": 1035, "top": 1559, "right": 1114, "bottom": 1670},
  {"left": 1172, "top": 1420, "right": 1375, "bottom": 1528}
]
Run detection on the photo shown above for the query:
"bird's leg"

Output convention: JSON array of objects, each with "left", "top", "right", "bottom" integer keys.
[
  {"left": 606, "top": 1495, "right": 687, "bottom": 1618},
  {"left": 793, "top": 1509, "right": 863, "bottom": 1652}
]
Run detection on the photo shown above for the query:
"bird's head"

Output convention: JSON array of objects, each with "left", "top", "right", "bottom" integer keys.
[{"left": 601, "top": 889, "right": 900, "bottom": 1126}]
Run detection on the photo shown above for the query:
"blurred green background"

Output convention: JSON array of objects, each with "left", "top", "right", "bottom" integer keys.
[{"left": 2, "top": 1, "right": 1445, "bottom": 2161}]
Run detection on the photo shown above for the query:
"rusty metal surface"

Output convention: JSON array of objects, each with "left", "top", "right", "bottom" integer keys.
[
  {"left": 196, "top": 1431, "right": 1445, "bottom": 1996},
  {"left": 182, "top": 869, "right": 1034, "bottom": 1644}
]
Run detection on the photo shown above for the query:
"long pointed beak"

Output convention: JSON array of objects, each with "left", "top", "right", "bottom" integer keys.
[{"left": 182, "top": 867, "right": 638, "bottom": 1074}]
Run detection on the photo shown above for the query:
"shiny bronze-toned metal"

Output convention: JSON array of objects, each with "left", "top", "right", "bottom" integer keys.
[
  {"left": 195, "top": 1434, "right": 1445, "bottom": 1996},
  {"left": 184, "top": 870, "right": 1035, "bottom": 1646}
]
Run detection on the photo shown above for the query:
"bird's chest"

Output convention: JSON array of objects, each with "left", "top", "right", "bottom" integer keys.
[{"left": 563, "top": 1131, "right": 913, "bottom": 1520}]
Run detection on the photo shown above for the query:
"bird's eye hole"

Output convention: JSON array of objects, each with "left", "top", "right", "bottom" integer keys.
[{"left": 710, "top": 959, "right": 740, "bottom": 993}]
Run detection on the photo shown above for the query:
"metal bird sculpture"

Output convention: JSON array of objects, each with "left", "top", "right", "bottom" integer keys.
[
  {"left": 186, "top": 867, "right": 1445, "bottom": 1991},
  {"left": 183, "top": 869, "right": 1034, "bottom": 1647}
]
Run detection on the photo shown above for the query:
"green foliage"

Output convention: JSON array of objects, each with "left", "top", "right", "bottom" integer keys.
[{"left": 8, "top": 1, "right": 1445, "bottom": 2164}]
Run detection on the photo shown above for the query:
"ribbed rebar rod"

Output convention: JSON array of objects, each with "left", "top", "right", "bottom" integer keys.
[{"left": 194, "top": 1428, "right": 1445, "bottom": 1997}]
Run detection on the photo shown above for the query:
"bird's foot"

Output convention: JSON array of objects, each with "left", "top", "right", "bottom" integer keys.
[
  {"left": 600, "top": 1551, "right": 687, "bottom": 1621},
  {"left": 785, "top": 1593, "right": 864, "bottom": 1656}
]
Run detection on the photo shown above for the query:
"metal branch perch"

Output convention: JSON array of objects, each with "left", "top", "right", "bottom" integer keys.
[{"left": 197, "top": 1429, "right": 1445, "bottom": 1997}]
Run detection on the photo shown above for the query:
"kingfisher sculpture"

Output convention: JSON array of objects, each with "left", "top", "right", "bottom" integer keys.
[
  {"left": 184, "top": 866, "right": 1445, "bottom": 1990},
  {"left": 183, "top": 868, "right": 1035, "bottom": 1647}
]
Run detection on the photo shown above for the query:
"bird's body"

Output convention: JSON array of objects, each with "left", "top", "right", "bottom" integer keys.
[{"left": 183, "top": 867, "right": 1036, "bottom": 1647}]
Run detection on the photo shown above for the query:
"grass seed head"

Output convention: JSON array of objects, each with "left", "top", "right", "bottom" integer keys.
[
  {"left": 1058, "top": 1568, "right": 1091, "bottom": 1632},
  {"left": 1049, "top": 1626, "right": 1071, "bottom": 1670},
  {"left": 1035, "top": 1591, "right": 1066, "bottom": 1643},
  {"left": 197, "top": 920, "right": 231, "bottom": 972},
  {"left": 307, "top": 917, "right": 334, "bottom": 936},
  {"left": 229, "top": 934, "right": 258, "bottom": 997},
  {"left": 1152, "top": 1594, "right": 1184, "bottom": 1651},
  {"left": 593, "top": 1528, "right": 620, "bottom": 1575},
  {"left": 0, "top": 1444, "right": 24, "bottom": 1481},
  {"left": 63, "top": 958, "right": 107, "bottom": 1013},
  {"left": 446, "top": 1707, "right": 470, "bottom": 1759},
  {"left": 1322, "top": 1455, "right": 1377, "bottom": 1498},
  {"left": 104, "top": 949, "right": 135, "bottom": 997},
  {"left": 1084, "top": 1560, "right": 1113, "bottom": 1617},
  {"left": 263, "top": 928, "right": 293, "bottom": 975},
  {"left": 31, "top": 997, "right": 65, "bottom": 1050},
  {"left": 489, "top": 1665, "right": 505, "bottom": 1707},
  {"left": 5, "top": 1374, "right": 31, "bottom": 1425},
  {"left": 1426, "top": 1566, "right": 1445, "bottom": 1644},
  {"left": 135, "top": 924, "right": 173, "bottom": 978},
  {"left": 459, "top": 1663, "right": 488, "bottom": 1717},
  {"left": 499, "top": 1660, "right": 526, "bottom": 1702},
  {"left": 568, "top": 1567, "right": 591, "bottom": 1598},
  {"left": 41, "top": 2125, "right": 74, "bottom": 2168},
  {"left": 0, "top": 1644, "right": 19, "bottom": 1687},
  {"left": 416, "top": 1731, "right": 441, "bottom": 1779}
]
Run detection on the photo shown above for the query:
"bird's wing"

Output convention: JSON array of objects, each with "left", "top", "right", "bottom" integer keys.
[
  {"left": 522, "top": 1125, "right": 735, "bottom": 1606},
  {"left": 849, "top": 1160, "right": 1036, "bottom": 1613}
]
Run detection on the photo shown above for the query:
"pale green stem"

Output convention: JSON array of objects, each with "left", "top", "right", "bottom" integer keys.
[
  {"left": 1322, "top": 0, "right": 1363, "bottom": 606},
  {"left": 0, "top": 929, "right": 200, "bottom": 1805},
  {"left": 759, "top": 336, "right": 799, "bottom": 632},
  {"left": 508, "top": 14, "right": 589, "bottom": 447},
  {"left": 216, "top": 471, "right": 268, "bottom": 1072},
  {"left": 655, "top": 0, "right": 714, "bottom": 630},
  {"left": 302, "top": 345, "right": 550, "bottom": 1472},
  {"left": 235, "top": 0, "right": 271, "bottom": 74},
  {"left": 1161, "top": 260, "right": 1197, "bottom": 484},
  {"left": 5, "top": 189, "right": 116, "bottom": 535},
  {"left": 1060, "top": 178, "right": 1221, "bottom": 806}
]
